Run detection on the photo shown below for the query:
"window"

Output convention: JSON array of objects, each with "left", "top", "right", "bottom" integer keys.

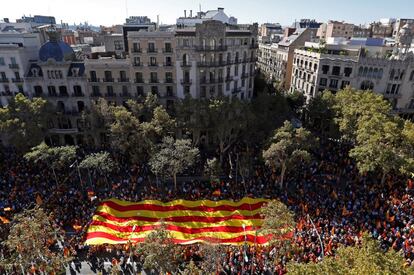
[
  {"left": 132, "top": 42, "right": 140, "bottom": 52},
  {"left": 166, "top": 86, "right": 173, "bottom": 97},
  {"left": 148, "top": 42, "right": 156, "bottom": 52},
  {"left": 17, "top": 85, "right": 23, "bottom": 93},
  {"left": 135, "top": 72, "right": 143, "bottom": 83},
  {"left": 329, "top": 79, "right": 338, "bottom": 89},
  {"left": 74, "top": 85, "right": 83, "bottom": 96},
  {"left": 0, "top": 57, "right": 4, "bottom": 65},
  {"left": 150, "top": 72, "right": 158, "bottom": 83},
  {"left": 90, "top": 71, "right": 97, "bottom": 81},
  {"left": 360, "top": 80, "right": 374, "bottom": 90},
  {"left": 150, "top": 57, "right": 157, "bottom": 66},
  {"left": 48, "top": 86, "right": 57, "bottom": 96},
  {"left": 344, "top": 67, "right": 352, "bottom": 77},
  {"left": 321, "top": 65, "right": 329, "bottom": 74},
  {"left": 120, "top": 71, "right": 127, "bottom": 81},
  {"left": 165, "top": 56, "right": 172, "bottom": 66},
  {"left": 164, "top": 43, "right": 172, "bottom": 53},
  {"left": 319, "top": 78, "right": 327, "bottom": 86},
  {"left": 134, "top": 57, "right": 141, "bottom": 66},
  {"left": 0, "top": 72, "right": 6, "bottom": 80},
  {"left": 341, "top": 80, "right": 350, "bottom": 89},
  {"left": 114, "top": 40, "right": 123, "bottom": 50},
  {"left": 151, "top": 86, "right": 158, "bottom": 95},
  {"left": 59, "top": 86, "right": 68, "bottom": 96},
  {"left": 182, "top": 54, "right": 189, "bottom": 66},
  {"left": 106, "top": 86, "right": 114, "bottom": 96},
  {"left": 184, "top": 86, "right": 190, "bottom": 95},
  {"left": 104, "top": 71, "right": 112, "bottom": 81},
  {"left": 136, "top": 86, "right": 144, "bottom": 97},
  {"left": 165, "top": 72, "right": 173, "bottom": 83},
  {"left": 92, "top": 86, "right": 100, "bottom": 96},
  {"left": 234, "top": 65, "right": 239, "bottom": 76},
  {"left": 34, "top": 86, "right": 43, "bottom": 97},
  {"left": 200, "top": 86, "right": 206, "bottom": 98},
  {"left": 10, "top": 57, "right": 16, "bottom": 64}
]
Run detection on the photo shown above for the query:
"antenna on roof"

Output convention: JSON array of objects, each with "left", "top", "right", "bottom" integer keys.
[{"left": 199, "top": 4, "right": 202, "bottom": 13}]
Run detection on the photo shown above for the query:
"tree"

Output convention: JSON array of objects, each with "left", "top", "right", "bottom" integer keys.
[
  {"left": 180, "top": 260, "right": 202, "bottom": 275},
  {"left": 0, "top": 207, "right": 69, "bottom": 273},
  {"left": 24, "top": 142, "right": 77, "bottom": 184},
  {"left": 263, "top": 121, "right": 315, "bottom": 187},
  {"left": 79, "top": 151, "right": 116, "bottom": 185},
  {"left": 287, "top": 234, "right": 412, "bottom": 275},
  {"left": 135, "top": 222, "right": 180, "bottom": 274},
  {"left": 349, "top": 114, "right": 405, "bottom": 184},
  {"left": 333, "top": 87, "right": 392, "bottom": 142},
  {"left": 305, "top": 91, "right": 338, "bottom": 137},
  {"left": 149, "top": 137, "right": 199, "bottom": 189},
  {"left": 286, "top": 90, "right": 305, "bottom": 115},
  {"left": 0, "top": 93, "right": 50, "bottom": 152},
  {"left": 208, "top": 97, "right": 249, "bottom": 164}
]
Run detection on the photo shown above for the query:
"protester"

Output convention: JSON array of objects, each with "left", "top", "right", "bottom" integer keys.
[{"left": 0, "top": 140, "right": 413, "bottom": 273}]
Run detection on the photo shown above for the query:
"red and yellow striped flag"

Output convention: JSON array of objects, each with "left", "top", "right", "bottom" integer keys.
[{"left": 85, "top": 197, "right": 272, "bottom": 245}]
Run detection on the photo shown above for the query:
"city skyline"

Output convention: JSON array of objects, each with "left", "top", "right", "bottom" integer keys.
[{"left": 2, "top": 0, "right": 414, "bottom": 26}]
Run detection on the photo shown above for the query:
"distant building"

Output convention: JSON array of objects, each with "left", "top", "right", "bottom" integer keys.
[
  {"left": 176, "top": 7, "right": 237, "bottom": 27},
  {"left": 317, "top": 21, "right": 355, "bottom": 40},
  {"left": 17, "top": 15, "right": 56, "bottom": 25},
  {"left": 122, "top": 16, "right": 156, "bottom": 52}
]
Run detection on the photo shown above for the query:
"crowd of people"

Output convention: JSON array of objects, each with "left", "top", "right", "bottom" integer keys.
[{"left": 1, "top": 139, "right": 414, "bottom": 274}]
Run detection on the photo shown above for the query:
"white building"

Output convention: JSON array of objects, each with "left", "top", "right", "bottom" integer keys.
[{"left": 176, "top": 8, "right": 237, "bottom": 27}]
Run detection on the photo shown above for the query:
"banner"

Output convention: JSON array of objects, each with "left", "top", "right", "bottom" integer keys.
[{"left": 85, "top": 197, "right": 272, "bottom": 245}]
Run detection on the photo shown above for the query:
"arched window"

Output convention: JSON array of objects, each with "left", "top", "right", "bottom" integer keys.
[
  {"left": 367, "top": 67, "right": 373, "bottom": 78},
  {"left": 360, "top": 80, "right": 374, "bottom": 90},
  {"left": 358, "top": 66, "right": 364, "bottom": 76},
  {"left": 373, "top": 68, "right": 379, "bottom": 79},
  {"left": 363, "top": 67, "right": 368, "bottom": 77}
]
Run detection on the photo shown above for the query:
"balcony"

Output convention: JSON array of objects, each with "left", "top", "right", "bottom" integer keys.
[
  {"left": 384, "top": 92, "right": 402, "bottom": 99},
  {"left": 103, "top": 78, "right": 114, "bottom": 83},
  {"left": 163, "top": 48, "right": 173, "bottom": 53},
  {"left": 121, "top": 92, "right": 131, "bottom": 98},
  {"left": 131, "top": 48, "right": 142, "bottom": 53},
  {"left": 0, "top": 78, "right": 9, "bottom": 83},
  {"left": 225, "top": 76, "right": 233, "bottom": 82},
  {"left": 58, "top": 93, "right": 70, "bottom": 97},
  {"left": 104, "top": 93, "right": 117, "bottom": 98},
  {"left": 165, "top": 79, "right": 174, "bottom": 84},
  {"left": 91, "top": 92, "right": 102, "bottom": 97},
  {"left": 163, "top": 62, "right": 173, "bottom": 67},
  {"left": 180, "top": 79, "right": 192, "bottom": 85},
  {"left": 88, "top": 78, "right": 100, "bottom": 82},
  {"left": 149, "top": 79, "right": 159, "bottom": 84},
  {"left": 135, "top": 79, "right": 144, "bottom": 83},
  {"left": 72, "top": 93, "right": 85, "bottom": 97},
  {"left": 147, "top": 48, "right": 158, "bottom": 53},
  {"left": 241, "top": 73, "right": 249, "bottom": 79},
  {"left": 195, "top": 45, "right": 228, "bottom": 52},
  {"left": 197, "top": 61, "right": 227, "bottom": 67},
  {"left": 12, "top": 78, "right": 24, "bottom": 83},
  {"left": 250, "top": 44, "right": 259, "bottom": 49},
  {"left": 133, "top": 63, "right": 142, "bottom": 67},
  {"left": 181, "top": 62, "right": 191, "bottom": 68},
  {"left": 118, "top": 78, "right": 130, "bottom": 83},
  {"left": 8, "top": 64, "right": 19, "bottom": 69},
  {"left": 148, "top": 63, "right": 159, "bottom": 67}
]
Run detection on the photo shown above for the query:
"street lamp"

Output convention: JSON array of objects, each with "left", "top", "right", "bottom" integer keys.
[
  {"left": 307, "top": 214, "right": 324, "bottom": 259},
  {"left": 128, "top": 225, "right": 137, "bottom": 273}
]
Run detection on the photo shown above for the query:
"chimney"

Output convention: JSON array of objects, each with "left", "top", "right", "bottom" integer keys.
[
  {"left": 190, "top": 10, "right": 193, "bottom": 17},
  {"left": 218, "top": 7, "right": 224, "bottom": 12},
  {"left": 184, "top": 10, "right": 187, "bottom": 18}
]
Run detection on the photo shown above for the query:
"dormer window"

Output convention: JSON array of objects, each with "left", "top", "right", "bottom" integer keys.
[
  {"left": 71, "top": 68, "right": 79, "bottom": 77},
  {"left": 31, "top": 68, "right": 38, "bottom": 77}
]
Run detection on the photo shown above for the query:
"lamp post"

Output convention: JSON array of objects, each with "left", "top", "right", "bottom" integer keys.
[
  {"left": 128, "top": 225, "right": 137, "bottom": 273},
  {"left": 307, "top": 214, "right": 324, "bottom": 259}
]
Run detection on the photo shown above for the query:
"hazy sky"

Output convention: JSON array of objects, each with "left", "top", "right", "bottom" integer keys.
[{"left": 2, "top": 0, "right": 414, "bottom": 26}]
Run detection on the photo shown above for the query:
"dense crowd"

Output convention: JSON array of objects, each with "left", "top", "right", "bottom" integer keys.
[{"left": 1, "top": 140, "right": 414, "bottom": 274}]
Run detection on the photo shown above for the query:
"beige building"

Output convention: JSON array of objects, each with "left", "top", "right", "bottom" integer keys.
[
  {"left": 317, "top": 21, "right": 355, "bottom": 40},
  {"left": 258, "top": 28, "right": 317, "bottom": 90},
  {"left": 175, "top": 20, "right": 257, "bottom": 100},
  {"left": 291, "top": 42, "right": 414, "bottom": 120}
]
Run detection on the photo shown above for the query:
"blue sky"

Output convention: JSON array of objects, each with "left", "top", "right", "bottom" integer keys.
[{"left": 2, "top": 0, "right": 414, "bottom": 26}]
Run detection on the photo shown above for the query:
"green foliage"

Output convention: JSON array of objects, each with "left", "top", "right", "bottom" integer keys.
[
  {"left": 149, "top": 137, "right": 199, "bottom": 188},
  {"left": 180, "top": 260, "right": 202, "bottom": 275},
  {"left": 333, "top": 87, "right": 392, "bottom": 142},
  {"left": 305, "top": 91, "right": 338, "bottom": 136},
  {"left": 0, "top": 93, "right": 50, "bottom": 152},
  {"left": 24, "top": 142, "right": 77, "bottom": 171},
  {"left": 79, "top": 151, "right": 115, "bottom": 173},
  {"left": 263, "top": 121, "right": 315, "bottom": 186},
  {"left": 0, "top": 207, "right": 69, "bottom": 273},
  {"left": 287, "top": 234, "right": 413, "bottom": 275},
  {"left": 287, "top": 90, "right": 305, "bottom": 115},
  {"left": 135, "top": 222, "right": 180, "bottom": 273}
]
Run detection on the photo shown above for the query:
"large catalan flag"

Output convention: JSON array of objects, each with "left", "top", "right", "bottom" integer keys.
[{"left": 85, "top": 197, "right": 272, "bottom": 245}]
